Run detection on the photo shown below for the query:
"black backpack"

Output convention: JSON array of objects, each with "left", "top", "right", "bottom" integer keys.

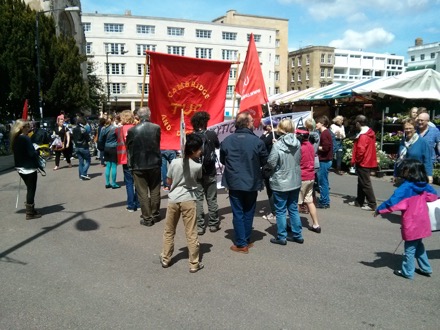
[{"left": 195, "top": 130, "right": 217, "bottom": 169}]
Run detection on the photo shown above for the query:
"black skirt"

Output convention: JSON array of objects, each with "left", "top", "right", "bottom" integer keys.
[{"left": 104, "top": 147, "right": 117, "bottom": 163}]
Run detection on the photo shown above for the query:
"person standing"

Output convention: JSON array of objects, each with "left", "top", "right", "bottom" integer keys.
[
  {"left": 394, "top": 118, "right": 433, "bottom": 184},
  {"left": 417, "top": 112, "right": 440, "bottom": 168},
  {"left": 116, "top": 110, "right": 140, "bottom": 212},
  {"left": 160, "top": 133, "right": 204, "bottom": 273},
  {"left": 260, "top": 124, "right": 276, "bottom": 220},
  {"left": 297, "top": 128, "right": 321, "bottom": 233},
  {"left": 316, "top": 116, "right": 333, "bottom": 209},
  {"left": 99, "top": 116, "right": 120, "bottom": 189},
  {"left": 71, "top": 117, "right": 91, "bottom": 180},
  {"left": 52, "top": 117, "right": 72, "bottom": 170},
  {"left": 267, "top": 119, "right": 303, "bottom": 246},
  {"left": 330, "top": 115, "right": 346, "bottom": 175},
  {"left": 126, "top": 107, "right": 161, "bottom": 227},
  {"left": 375, "top": 159, "right": 438, "bottom": 279},
  {"left": 348, "top": 115, "right": 378, "bottom": 211},
  {"left": 191, "top": 111, "right": 221, "bottom": 235},
  {"left": 220, "top": 112, "right": 268, "bottom": 253},
  {"left": 10, "top": 120, "right": 42, "bottom": 220},
  {"left": 160, "top": 149, "right": 177, "bottom": 191}
]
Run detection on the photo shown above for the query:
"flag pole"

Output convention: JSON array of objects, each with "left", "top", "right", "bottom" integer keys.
[
  {"left": 180, "top": 109, "right": 186, "bottom": 157},
  {"left": 266, "top": 102, "right": 276, "bottom": 140},
  {"left": 231, "top": 53, "right": 241, "bottom": 119},
  {"left": 140, "top": 52, "right": 149, "bottom": 108}
]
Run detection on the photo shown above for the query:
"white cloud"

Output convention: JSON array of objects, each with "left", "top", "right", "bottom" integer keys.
[{"left": 328, "top": 28, "right": 395, "bottom": 50}]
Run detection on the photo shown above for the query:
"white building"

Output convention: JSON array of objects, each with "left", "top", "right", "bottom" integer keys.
[
  {"left": 333, "top": 49, "right": 404, "bottom": 83},
  {"left": 407, "top": 38, "right": 440, "bottom": 72},
  {"left": 82, "top": 12, "right": 277, "bottom": 116}
]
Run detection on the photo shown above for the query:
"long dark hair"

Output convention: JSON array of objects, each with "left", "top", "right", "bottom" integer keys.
[{"left": 399, "top": 159, "right": 428, "bottom": 183}]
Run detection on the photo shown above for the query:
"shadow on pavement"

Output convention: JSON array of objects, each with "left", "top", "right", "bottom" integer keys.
[
  {"left": 75, "top": 218, "right": 100, "bottom": 231},
  {"left": 359, "top": 251, "right": 401, "bottom": 270}
]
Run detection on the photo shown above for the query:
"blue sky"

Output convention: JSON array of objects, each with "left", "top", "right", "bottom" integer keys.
[{"left": 82, "top": 0, "right": 440, "bottom": 60}]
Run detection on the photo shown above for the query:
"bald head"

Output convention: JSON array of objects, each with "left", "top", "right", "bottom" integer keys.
[{"left": 417, "top": 112, "right": 430, "bottom": 131}]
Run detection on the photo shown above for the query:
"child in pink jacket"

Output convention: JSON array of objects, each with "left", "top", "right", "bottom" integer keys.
[{"left": 375, "top": 159, "right": 438, "bottom": 279}]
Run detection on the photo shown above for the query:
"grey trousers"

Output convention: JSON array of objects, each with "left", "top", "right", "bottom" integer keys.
[
  {"left": 196, "top": 174, "right": 220, "bottom": 229},
  {"left": 132, "top": 168, "right": 161, "bottom": 222}
]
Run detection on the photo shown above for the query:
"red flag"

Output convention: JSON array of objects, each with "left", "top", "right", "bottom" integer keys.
[
  {"left": 148, "top": 52, "right": 231, "bottom": 150},
  {"left": 22, "top": 99, "right": 29, "bottom": 120},
  {"left": 235, "top": 34, "right": 268, "bottom": 127}
]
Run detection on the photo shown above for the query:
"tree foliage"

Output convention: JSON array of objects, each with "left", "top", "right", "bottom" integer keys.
[{"left": 0, "top": 0, "right": 105, "bottom": 122}]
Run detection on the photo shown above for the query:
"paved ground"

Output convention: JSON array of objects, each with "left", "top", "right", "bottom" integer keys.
[{"left": 0, "top": 155, "right": 439, "bottom": 329}]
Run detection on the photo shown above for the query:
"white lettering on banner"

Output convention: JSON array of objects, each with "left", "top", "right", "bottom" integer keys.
[
  {"left": 240, "top": 89, "right": 260, "bottom": 101},
  {"left": 208, "top": 111, "right": 311, "bottom": 143}
]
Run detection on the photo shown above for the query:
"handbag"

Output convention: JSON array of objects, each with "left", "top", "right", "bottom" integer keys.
[
  {"left": 37, "top": 154, "right": 46, "bottom": 176},
  {"left": 51, "top": 136, "right": 64, "bottom": 150}
]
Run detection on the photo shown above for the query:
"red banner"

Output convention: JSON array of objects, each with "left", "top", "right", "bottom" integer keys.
[
  {"left": 235, "top": 34, "right": 268, "bottom": 127},
  {"left": 148, "top": 52, "right": 231, "bottom": 150},
  {"left": 22, "top": 99, "right": 28, "bottom": 120}
]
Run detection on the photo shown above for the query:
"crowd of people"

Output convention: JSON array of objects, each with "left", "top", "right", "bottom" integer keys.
[{"left": 9, "top": 106, "right": 439, "bottom": 277}]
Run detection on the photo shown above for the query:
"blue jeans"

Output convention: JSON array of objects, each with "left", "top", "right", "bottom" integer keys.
[
  {"left": 123, "top": 164, "right": 139, "bottom": 210},
  {"left": 273, "top": 189, "right": 302, "bottom": 240},
  {"left": 161, "top": 150, "right": 177, "bottom": 188},
  {"left": 76, "top": 147, "right": 90, "bottom": 178},
  {"left": 402, "top": 239, "right": 432, "bottom": 279},
  {"left": 229, "top": 190, "right": 257, "bottom": 247},
  {"left": 318, "top": 160, "right": 332, "bottom": 206}
]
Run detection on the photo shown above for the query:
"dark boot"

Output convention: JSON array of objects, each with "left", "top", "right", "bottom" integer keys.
[{"left": 25, "top": 203, "right": 42, "bottom": 220}]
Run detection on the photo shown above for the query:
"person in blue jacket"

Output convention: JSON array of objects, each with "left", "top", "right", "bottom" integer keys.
[{"left": 220, "top": 112, "right": 268, "bottom": 254}]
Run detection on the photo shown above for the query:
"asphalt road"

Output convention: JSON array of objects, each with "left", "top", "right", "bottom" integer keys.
[{"left": 1, "top": 158, "right": 439, "bottom": 329}]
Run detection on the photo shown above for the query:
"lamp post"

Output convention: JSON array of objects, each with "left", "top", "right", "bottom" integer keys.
[
  {"left": 35, "top": 6, "right": 80, "bottom": 121},
  {"left": 105, "top": 50, "right": 128, "bottom": 111}
]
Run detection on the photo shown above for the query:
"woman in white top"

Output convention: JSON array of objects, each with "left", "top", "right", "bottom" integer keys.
[{"left": 330, "top": 115, "right": 346, "bottom": 175}]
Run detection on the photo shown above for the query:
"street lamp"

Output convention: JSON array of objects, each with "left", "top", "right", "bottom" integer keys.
[
  {"left": 35, "top": 6, "right": 80, "bottom": 121},
  {"left": 105, "top": 49, "right": 128, "bottom": 110}
]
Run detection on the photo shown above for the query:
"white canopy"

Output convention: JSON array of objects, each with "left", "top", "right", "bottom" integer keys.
[{"left": 353, "top": 69, "right": 440, "bottom": 101}]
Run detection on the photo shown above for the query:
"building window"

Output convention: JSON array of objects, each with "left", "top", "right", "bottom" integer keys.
[
  {"left": 229, "top": 68, "right": 237, "bottom": 79},
  {"left": 431, "top": 53, "right": 436, "bottom": 59},
  {"left": 297, "top": 56, "right": 302, "bottom": 66},
  {"left": 275, "top": 71, "right": 280, "bottom": 82},
  {"left": 247, "top": 34, "right": 261, "bottom": 42},
  {"left": 306, "top": 70, "right": 310, "bottom": 81},
  {"left": 196, "top": 29, "right": 211, "bottom": 38},
  {"left": 327, "top": 68, "right": 332, "bottom": 78},
  {"left": 136, "top": 25, "right": 155, "bottom": 34},
  {"left": 106, "top": 63, "right": 125, "bottom": 75},
  {"left": 105, "top": 43, "right": 126, "bottom": 54},
  {"left": 83, "top": 22, "right": 91, "bottom": 32},
  {"left": 86, "top": 42, "right": 92, "bottom": 54},
  {"left": 111, "top": 83, "right": 126, "bottom": 94},
  {"left": 137, "top": 64, "right": 150, "bottom": 75},
  {"left": 275, "top": 87, "right": 280, "bottom": 94},
  {"left": 167, "top": 27, "right": 184, "bottom": 36},
  {"left": 291, "top": 73, "right": 295, "bottom": 82},
  {"left": 298, "top": 72, "right": 302, "bottom": 82},
  {"left": 306, "top": 54, "right": 310, "bottom": 65},
  {"left": 275, "top": 55, "right": 280, "bottom": 66},
  {"left": 275, "top": 39, "right": 280, "bottom": 48},
  {"left": 167, "top": 46, "right": 185, "bottom": 56},
  {"left": 291, "top": 59, "right": 295, "bottom": 68},
  {"left": 136, "top": 44, "right": 156, "bottom": 56},
  {"left": 321, "top": 54, "right": 325, "bottom": 63},
  {"left": 104, "top": 23, "right": 123, "bottom": 33},
  {"left": 137, "top": 83, "right": 149, "bottom": 95},
  {"left": 195, "top": 48, "right": 212, "bottom": 59},
  {"left": 222, "top": 32, "right": 237, "bottom": 40},
  {"left": 420, "top": 54, "right": 425, "bottom": 60},
  {"left": 327, "top": 54, "right": 332, "bottom": 64},
  {"left": 411, "top": 56, "right": 415, "bottom": 61},
  {"left": 222, "top": 49, "right": 238, "bottom": 61},
  {"left": 226, "top": 85, "right": 234, "bottom": 97},
  {"left": 320, "top": 68, "right": 325, "bottom": 78}
]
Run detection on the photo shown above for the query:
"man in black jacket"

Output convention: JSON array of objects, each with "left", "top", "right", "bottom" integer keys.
[
  {"left": 126, "top": 107, "right": 161, "bottom": 227},
  {"left": 72, "top": 117, "right": 91, "bottom": 180}
]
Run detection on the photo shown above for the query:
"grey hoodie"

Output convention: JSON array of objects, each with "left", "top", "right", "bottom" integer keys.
[{"left": 267, "top": 133, "right": 301, "bottom": 192}]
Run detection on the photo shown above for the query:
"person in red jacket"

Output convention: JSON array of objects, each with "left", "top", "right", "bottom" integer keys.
[{"left": 349, "top": 115, "right": 378, "bottom": 211}]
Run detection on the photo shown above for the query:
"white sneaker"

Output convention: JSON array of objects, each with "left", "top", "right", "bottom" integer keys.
[
  {"left": 348, "top": 201, "right": 360, "bottom": 207},
  {"left": 263, "top": 213, "right": 275, "bottom": 220},
  {"left": 361, "top": 205, "right": 374, "bottom": 211}
]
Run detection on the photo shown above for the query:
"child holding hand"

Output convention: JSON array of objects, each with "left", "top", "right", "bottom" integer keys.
[{"left": 375, "top": 159, "right": 438, "bottom": 279}]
